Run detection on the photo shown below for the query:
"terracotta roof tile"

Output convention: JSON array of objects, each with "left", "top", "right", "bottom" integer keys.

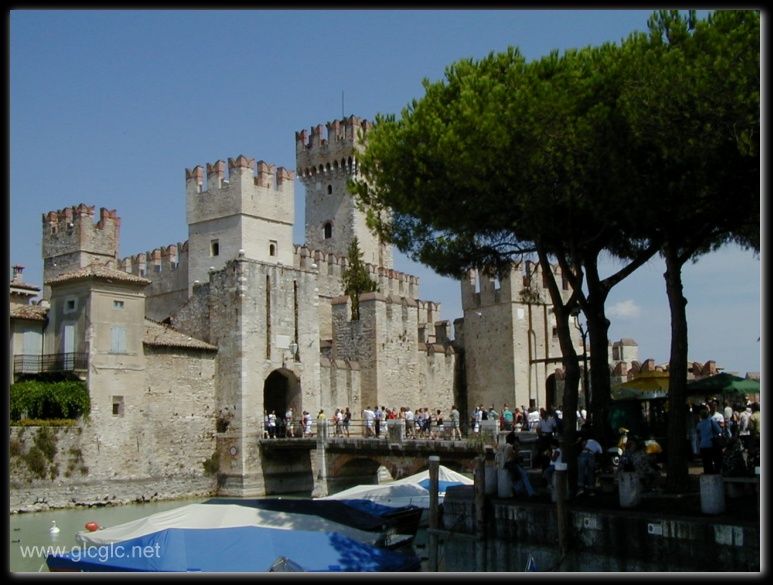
[
  {"left": 45, "top": 265, "right": 151, "bottom": 286},
  {"left": 10, "top": 305, "right": 47, "bottom": 321},
  {"left": 143, "top": 319, "right": 217, "bottom": 351}
]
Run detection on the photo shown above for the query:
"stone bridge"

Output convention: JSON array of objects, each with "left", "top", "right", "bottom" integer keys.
[{"left": 256, "top": 422, "right": 538, "bottom": 497}]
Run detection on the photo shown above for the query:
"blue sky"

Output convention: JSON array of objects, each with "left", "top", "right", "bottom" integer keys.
[{"left": 9, "top": 9, "right": 761, "bottom": 376}]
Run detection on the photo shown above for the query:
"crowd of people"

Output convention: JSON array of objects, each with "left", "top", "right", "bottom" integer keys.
[
  {"left": 261, "top": 403, "right": 581, "bottom": 441},
  {"left": 692, "top": 398, "right": 761, "bottom": 477}
]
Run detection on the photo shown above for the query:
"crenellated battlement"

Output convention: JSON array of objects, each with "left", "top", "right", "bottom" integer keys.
[
  {"left": 43, "top": 204, "right": 120, "bottom": 238},
  {"left": 461, "top": 260, "right": 573, "bottom": 310},
  {"left": 120, "top": 241, "right": 188, "bottom": 277},
  {"left": 292, "top": 243, "right": 418, "bottom": 299},
  {"left": 185, "top": 156, "right": 294, "bottom": 196},
  {"left": 295, "top": 116, "right": 372, "bottom": 180}
]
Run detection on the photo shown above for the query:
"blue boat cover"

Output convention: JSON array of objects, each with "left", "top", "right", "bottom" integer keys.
[
  {"left": 416, "top": 479, "right": 463, "bottom": 493},
  {"left": 46, "top": 525, "right": 421, "bottom": 572}
]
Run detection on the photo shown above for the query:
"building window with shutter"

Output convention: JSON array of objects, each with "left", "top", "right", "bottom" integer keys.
[{"left": 111, "top": 326, "right": 127, "bottom": 354}]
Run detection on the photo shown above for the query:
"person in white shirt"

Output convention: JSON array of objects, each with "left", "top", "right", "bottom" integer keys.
[
  {"left": 577, "top": 435, "right": 603, "bottom": 494},
  {"left": 362, "top": 407, "right": 375, "bottom": 437},
  {"left": 404, "top": 408, "right": 415, "bottom": 438},
  {"left": 374, "top": 406, "right": 384, "bottom": 437},
  {"left": 285, "top": 408, "right": 294, "bottom": 438}
]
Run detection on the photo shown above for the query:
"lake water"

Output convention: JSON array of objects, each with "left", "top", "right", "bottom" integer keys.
[
  {"left": 9, "top": 497, "right": 207, "bottom": 573},
  {"left": 9, "top": 498, "right": 588, "bottom": 573}
]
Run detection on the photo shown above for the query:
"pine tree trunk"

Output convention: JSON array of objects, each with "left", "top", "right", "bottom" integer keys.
[{"left": 664, "top": 245, "right": 690, "bottom": 493}]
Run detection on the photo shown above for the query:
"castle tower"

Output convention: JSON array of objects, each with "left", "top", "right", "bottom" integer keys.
[
  {"left": 41, "top": 204, "right": 121, "bottom": 300},
  {"left": 185, "top": 155, "right": 295, "bottom": 292},
  {"left": 296, "top": 116, "right": 393, "bottom": 269},
  {"left": 460, "top": 262, "right": 579, "bottom": 413}
]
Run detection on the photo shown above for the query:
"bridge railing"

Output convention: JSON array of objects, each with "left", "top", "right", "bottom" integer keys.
[{"left": 258, "top": 417, "right": 505, "bottom": 444}]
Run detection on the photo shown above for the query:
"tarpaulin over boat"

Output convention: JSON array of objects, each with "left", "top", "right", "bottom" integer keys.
[
  {"left": 322, "top": 465, "right": 473, "bottom": 508},
  {"left": 75, "top": 503, "right": 381, "bottom": 547},
  {"left": 48, "top": 525, "right": 421, "bottom": 572}
]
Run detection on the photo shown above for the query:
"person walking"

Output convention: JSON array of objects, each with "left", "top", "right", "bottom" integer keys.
[{"left": 450, "top": 404, "right": 462, "bottom": 440}]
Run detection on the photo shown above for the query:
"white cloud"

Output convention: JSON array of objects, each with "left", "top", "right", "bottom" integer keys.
[{"left": 607, "top": 299, "right": 641, "bottom": 320}]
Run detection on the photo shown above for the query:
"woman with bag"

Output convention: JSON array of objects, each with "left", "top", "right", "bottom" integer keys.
[{"left": 696, "top": 407, "right": 723, "bottom": 474}]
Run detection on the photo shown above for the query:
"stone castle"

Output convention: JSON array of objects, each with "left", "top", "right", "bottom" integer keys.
[{"left": 10, "top": 116, "right": 640, "bottom": 502}]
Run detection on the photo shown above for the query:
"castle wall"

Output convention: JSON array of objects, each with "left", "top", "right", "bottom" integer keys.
[
  {"left": 120, "top": 242, "right": 189, "bottom": 322},
  {"left": 319, "top": 359, "right": 362, "bottom": 417},
  {"left": 332, "top": 293, "right": 456, "bottom": 413},
  {"left": 142, "top": 346, "right": 217, "bottom": 476},
  {"left": 293, "top": 244, "right": 419, "bottom": 341},
  {"left": 169, "top": 282, "right": 212, "bottom": 344},
  {"left": 418, "top": 344, "right": 457, "bottom": 413},
  {"left": 9, "top": 342, "right": 217, "bottom": 510}
]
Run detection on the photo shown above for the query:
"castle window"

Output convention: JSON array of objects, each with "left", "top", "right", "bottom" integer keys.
[
  {"left": 211, "top": 239, "right": 220, "bottom": 257},
  {"left": 154, "top": 264, "right": 162, "bottom": 273},
  {"left": 111, "top": 326, "right": 127, "bottom": 354},
  {"left": 112, "top": 396, "right": 124, "bottom": 417},
  {"left": 113, "top": 300, "right": 124, "bottom": 310},
  {"left": 64, "top": 298, "right": 77, "bottom": 314},
  {"left": 269, "top": 241, "right": 277, "bottom": 257},
  {"left": 327, "top": 184, "right": 333, "bottom": 195},
  {"left": 323, "top": 222, "right": 332, "bottom": 239}
]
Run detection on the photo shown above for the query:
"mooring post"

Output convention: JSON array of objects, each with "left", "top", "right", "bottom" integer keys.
[
  {"left": 555, "top": 461, "right": 568, "bottom": 564},
  {"left": 311, "top": 420, "right": 328, "bottom": 498},
  {"left": 474, "top": 455, "right": 486, "bottom": 539},
  {"left": 428, "top": 455, "right": 440, "bottom": 572}
]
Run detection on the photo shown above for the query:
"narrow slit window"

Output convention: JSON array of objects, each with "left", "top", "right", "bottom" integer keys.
[
  {"left": 211, "top": 239, "right": 220, "bottom": 257},
  {"left": 323, "top": 222, "right": 332, "bottom": 239}
]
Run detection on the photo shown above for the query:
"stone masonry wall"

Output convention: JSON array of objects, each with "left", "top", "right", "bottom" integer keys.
[
  {"left": 332, "top": 293, "right": 456, "bottom": 414},
  {"left": 142, "top": 347, "right": 217, "bottom": 477}
]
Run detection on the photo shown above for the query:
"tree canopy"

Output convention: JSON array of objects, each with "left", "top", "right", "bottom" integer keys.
[{"left": 351, "top": 9, "right": 759, "bottom": 491}]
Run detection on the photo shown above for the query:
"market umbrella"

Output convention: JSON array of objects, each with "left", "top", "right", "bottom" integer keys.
[
  {"left": 687, "top": 373, "right": 760, "bottom": 398},
  {"left": 611, "top": 371, "right": 670, "bottom": 400}
]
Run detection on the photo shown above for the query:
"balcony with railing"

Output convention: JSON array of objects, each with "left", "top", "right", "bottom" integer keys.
[{"left": 13, "top": 353, "right": 88, "bottom": 375}]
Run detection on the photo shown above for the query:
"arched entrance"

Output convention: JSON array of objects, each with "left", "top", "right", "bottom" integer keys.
[
  {"left": 546, "top": 372, "right": 562, "bottom": 412},
  {"left": 263, "top": 368, "right": 301, "bottom": 437}
]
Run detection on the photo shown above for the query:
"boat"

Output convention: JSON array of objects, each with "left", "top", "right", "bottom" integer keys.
[
  {"left": 204, "top": 497, "right": 423, "bottom": 546},
  {"left": 75, "top": 503, "right": 389, "bottom": 549},
  {"left": 321, "top": 465, "right": 473, "bottom": 509},
  {"left": 48, "top": 525, "right": 421, "bottom": 572}
]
